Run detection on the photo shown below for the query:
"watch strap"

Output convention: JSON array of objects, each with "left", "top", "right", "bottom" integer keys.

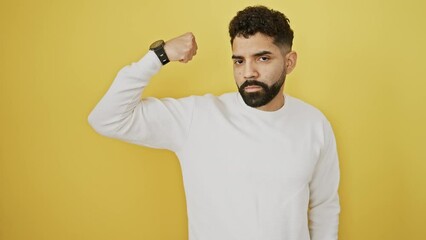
[{"left": 153, "top": 47, "right": 170, "bottom": 65}]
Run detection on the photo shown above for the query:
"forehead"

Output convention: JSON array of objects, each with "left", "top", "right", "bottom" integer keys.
[{"left": 232, "top": 33, "right": 281, "bottom": 56}]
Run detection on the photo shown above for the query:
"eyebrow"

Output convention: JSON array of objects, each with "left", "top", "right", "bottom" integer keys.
[{"left": 231, "top": 50, "right": 273, "bottom": 59}]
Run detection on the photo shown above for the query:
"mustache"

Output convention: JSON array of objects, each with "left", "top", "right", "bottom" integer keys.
[{"left": 240, "top": 80, "right": 269, "bottom": 90}]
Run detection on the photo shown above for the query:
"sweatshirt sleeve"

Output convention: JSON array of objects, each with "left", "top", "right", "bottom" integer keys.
[
  {"left": 308, "top": 119, "right": 340, "bottom": 239},
  {"left": 88, "top": 51, "right": 195, "bottom": 152}
]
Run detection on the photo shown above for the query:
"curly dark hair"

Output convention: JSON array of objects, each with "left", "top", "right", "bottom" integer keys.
[{"left": 229, "top": 5, "right": 294, "bottom": 49}]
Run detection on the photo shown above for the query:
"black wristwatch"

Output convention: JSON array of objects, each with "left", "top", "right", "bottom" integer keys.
[{"left": 149, "top": 40, "right": 170, "bottom": 65}]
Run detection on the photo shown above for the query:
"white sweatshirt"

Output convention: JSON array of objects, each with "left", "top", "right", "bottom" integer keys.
[{"left": 88, "top": 51, "right": 340, "bottom": 240}]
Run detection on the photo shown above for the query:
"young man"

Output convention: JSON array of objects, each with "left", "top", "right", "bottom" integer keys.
[{"left": 89, "top": 5, "right": 340, "bottom": 240}]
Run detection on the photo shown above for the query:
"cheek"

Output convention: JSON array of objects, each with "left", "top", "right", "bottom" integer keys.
[
  {"left": 233, "top": 69, "right": 244, "bottom": 85},
  {"left": 264, "top": 65, "right": 284, "bottom": 82},
  {"left": 232, "top": 66, "right": 241, "bottom": 76}
]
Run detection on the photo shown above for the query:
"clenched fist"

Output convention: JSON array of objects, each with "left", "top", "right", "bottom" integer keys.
[{"left": 164, "top": 32, "right": 198, "bottom": 63}]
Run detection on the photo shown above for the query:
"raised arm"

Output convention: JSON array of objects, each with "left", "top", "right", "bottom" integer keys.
[{"left": 88, "top": 33, "right": 198, "bottom": 151}]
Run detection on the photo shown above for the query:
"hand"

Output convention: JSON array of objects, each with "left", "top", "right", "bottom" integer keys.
[{"left": 164, "top": 32, "right": 198, "bottom": 63}]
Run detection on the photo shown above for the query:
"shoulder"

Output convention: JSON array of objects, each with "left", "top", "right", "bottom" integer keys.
[
  {"left": 190, "top": 92, "right": 237, "bottom": 105},
  {"left": 286, "top": 95, "right": 329, "bottom": 124},
  {"left": 185, "top": 92, "right": 240, "bottom": 117},
  {"left": 152, "top": 92, "right": 236, "bottom": 107},
  {"left": 286, "top": 95, "right": 336, "bottom": 147}
]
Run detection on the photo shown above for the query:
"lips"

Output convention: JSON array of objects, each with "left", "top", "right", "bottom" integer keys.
[
  {"left": 244, "top": 85, "right": 263, "bottom": 92},
  {"left": 239, "top": 80, "right": 268, "bottom": 94}
]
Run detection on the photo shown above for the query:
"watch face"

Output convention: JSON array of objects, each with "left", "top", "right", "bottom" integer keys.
[{"left": 150, "top": 40, "right": 164, "bottom": 50}]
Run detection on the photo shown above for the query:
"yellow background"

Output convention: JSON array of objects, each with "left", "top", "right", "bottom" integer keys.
[{"left": 1, "top": 0, "right": 425, "bottom": 239}]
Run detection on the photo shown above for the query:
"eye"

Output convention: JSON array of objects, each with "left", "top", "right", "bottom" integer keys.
[
  {"left": 259, "top": 56, "right": 270, "bottom": 62},
  {"left": 233, "top": 59, "right": 244, "bottom": 65}
]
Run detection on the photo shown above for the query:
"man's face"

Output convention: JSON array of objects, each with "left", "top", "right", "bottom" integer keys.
[{"left": 232, "top": 33, "right": 288, "bottom": 110}]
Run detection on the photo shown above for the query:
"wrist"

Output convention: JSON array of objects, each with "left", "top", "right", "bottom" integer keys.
[{"left": 149, "top": 40, "right": 170, "bottom": 65}]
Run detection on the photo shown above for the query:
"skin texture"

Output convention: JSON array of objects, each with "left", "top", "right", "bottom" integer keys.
[
  {"left": 164, "top": 32, "right": 297, "bottom": 111},
  {"left": 232, "top": 33, "right": 297, "bottom": 111},
  {"left": 164, "top": 32, "right": 198, "bottom": 63}
]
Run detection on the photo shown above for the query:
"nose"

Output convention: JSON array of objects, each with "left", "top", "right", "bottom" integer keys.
[{"left": 243, "top": 61, "right": 259, "bottom": 80}]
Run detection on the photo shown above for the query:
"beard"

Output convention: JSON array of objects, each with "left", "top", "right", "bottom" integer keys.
[{"left": 238, "top": 73, "right": 286, "bottom": 108}]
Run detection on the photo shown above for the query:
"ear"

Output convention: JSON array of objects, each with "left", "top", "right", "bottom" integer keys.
[{"left": 284, "top": 51, "right": 297, "bottom": 74}]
